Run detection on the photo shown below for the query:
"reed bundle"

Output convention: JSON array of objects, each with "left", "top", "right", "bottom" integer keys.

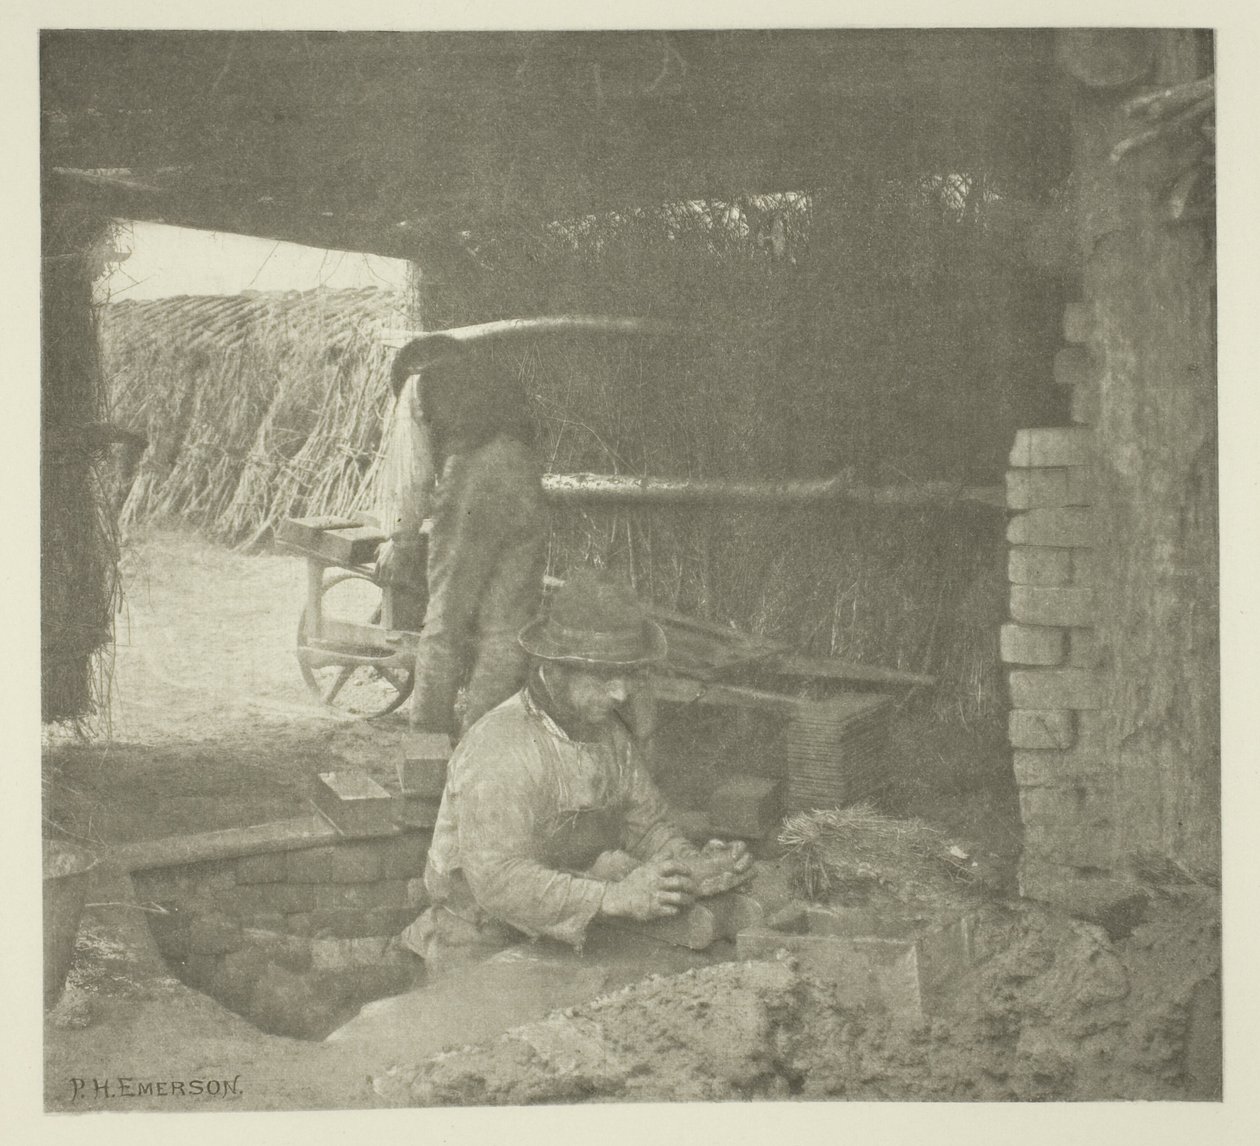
[{"left": 778, "top": 802, "right": 973, "bottom": 902}]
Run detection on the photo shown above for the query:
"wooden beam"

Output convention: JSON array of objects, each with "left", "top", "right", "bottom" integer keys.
[
  {"left": 542, "top": 471, "right": 1005, "bottom": 508},
  {"left": 114, "top": 815, "right": 339, "bottom": 872}
]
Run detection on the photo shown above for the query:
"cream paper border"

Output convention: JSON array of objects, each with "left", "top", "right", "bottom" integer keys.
[{"left": 4, "top": 2, "right": 1257, "bottom": 1143}]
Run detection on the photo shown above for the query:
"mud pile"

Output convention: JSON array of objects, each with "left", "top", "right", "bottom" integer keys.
[{"left": 378, "top": 888, "right": 1219, "bottom": 1105}]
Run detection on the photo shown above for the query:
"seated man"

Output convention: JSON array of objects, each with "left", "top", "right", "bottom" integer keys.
[{"left": 399, "top": 569, "right": 751, "bottom": 961}]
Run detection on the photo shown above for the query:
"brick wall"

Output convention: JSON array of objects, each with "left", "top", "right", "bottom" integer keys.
[
  {"left": 1003, "top": 423, "right": 1116, "bottom": 903},
  {"left": 131, "top": 828, "right": 431, "bottom": 1038}
]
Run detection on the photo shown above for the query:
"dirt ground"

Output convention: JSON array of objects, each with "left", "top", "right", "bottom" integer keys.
[{"left": 41, "top": 529, "right": 1221, "bottom": 1111}]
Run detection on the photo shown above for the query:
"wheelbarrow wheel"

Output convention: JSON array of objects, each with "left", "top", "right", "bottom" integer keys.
[{"left": 296, "top": 570, "right": 415, "bottom": 719}]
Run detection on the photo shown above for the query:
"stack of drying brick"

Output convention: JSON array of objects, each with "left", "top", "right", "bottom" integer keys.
[{"left": 1003, "top": 424, "right": 1115, "bottom": 895}]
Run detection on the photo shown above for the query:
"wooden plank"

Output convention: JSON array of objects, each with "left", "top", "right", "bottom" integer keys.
[
  {"left": 764, "top": 652, "right": 935, "bottom": 688},
  {"left": 276, "top": 515, "right": 363, "bottom": 549},
  {"left": 653, "top": 675, "right": 802, "bottom": 716},
  {"left": 114, "top": 815, "right": 340, "bottom": 872}
]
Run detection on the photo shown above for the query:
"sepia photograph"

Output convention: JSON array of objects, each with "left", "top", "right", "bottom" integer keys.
[{"left": 25, "top": 9, "right": 1243, "bottom": 1128}]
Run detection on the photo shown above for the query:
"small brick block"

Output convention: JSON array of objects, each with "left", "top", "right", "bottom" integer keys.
[
  {"left": 311, "top": 770, "right": 399, "bottom": 838},
  {"left": 1071, "top": 379, "right": 1099, "bottom": 425},
  {"left": 1006, "top": 508, "right": 1099, "bottom": 548},
  {"left": 1008, "top": 546, "right": 1072, "bottom": 586},
  {"left": 348, "top": 936, "right": 390, "bottom": 966},
  {"left": 217, "top": 881, "right": 315, "bottom": 915},
  {"left": 311, "top": 938, "right": 354, "bottom": 971},
  {"left": 1008, "top": 710, "right": 1075, "bottom": 750},
  {"left": 1009, "top": 668, "right": 1103, "bottom": 710},
  {"left": 149, "top": 920, "right": 190, "bottom": 960},
  {"left": 1053, "top": 346, "right": 1101, "bottom": 391},
  {"left": 999, "top": 623, "right": 1066, "bottom": 666},
  {"left": 1007, "top": 469, "right": 1066, "bottom": 510},
  {"left": 1021, "top": 822, "right": 1116, "bottom": 868},
  {"left": 605, "top": 904, "right": 718, "bottom": 950},
  {"left": 188, "top": 912, "right": 243, "bottom": 956},
  {"left": 286, "top": 842, "right": 382, "bottom": 883},
  {"left": 367, "top": 906, "right": 421, "bottom": 935},
  {"left": 235, "top": 853, "right": 288, "bottom": 884},
  {"left": 1062, "top": 301, "right": 1093, "bottom": 344},
  {"left": 1019, "top": 782, "right": 1111, "bottom": 825},
  {"left": 313, "top": 879, "right": 409, "bottom": 912},
  {"left": 190, "top": 861, "right": 236, "bottom": 893},
  {"left": 377, "top": 832, "right": 429, "bottom": 879},
  {"left": 1068, "top": 628, "right": 1103, "bottom": 668},
  {"left": 239, "top": 911, "right": 287, "bottom": 932},
  {"left": 131, "top": 869, "right": 195, "bottom": 904},
  {"left": 1012, "top": 747, "right": 1108, "bottom": 788},
  {"left": 310, "top": 936, "right": 391, "bottom": 971},
  {"left": 735, "top": 908, "right": 976, "bottom": 1018},
  {"left": 1016, "top": 860, "right": 1131, "bottom": 910},
  {"left": 239, "top": 929, "right": 312, "bottom": 973},
  {"left": 1006, "top": 468, "right": 1094, "bottom": 510},
  {"left": 1064, "top": 467, "right": 1094, "bottom": 505},
  {"left": 1071, "top": 549, "right": 1099, "bottom": 586},
  {"left": 1074, "top": 710, "right": 1108, "bottom": 751},
  {"left": 1009, "top": 585, "right": 1096, "bottom": 627},
  {"left": 399, "top": 736, "right": 451, "bottom": 799},
  {"left": 1009, "top": 427, "right": 1095, "bottom": 468},
  {"left": 706, "top": 775, "right": 784, "bottom": 840},
  {"left": 405, "top": 877, "right": 430, "bottom": 909},
  {"left": 310, "top": 909, "right": 382, "bottom": 939},
  {"left": 704, "top": 877, "right": 797, "bottom": 940},
  {"left": 402, "top": 732, "right": 452, "bottom": 763},
  {"left": 396, "top": 798, "right": 442, "bottom": 830}
]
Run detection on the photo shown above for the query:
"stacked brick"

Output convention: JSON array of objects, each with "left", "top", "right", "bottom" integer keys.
[
  {"left": 131, "top": 829, "right": 431, "bottom": 1038},
  {"left": 1003, "top": 424, "right": 1116, "bottom": 896}
]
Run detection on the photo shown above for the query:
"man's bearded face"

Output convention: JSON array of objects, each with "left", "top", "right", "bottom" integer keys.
[{"left": 545, "top": 663, "right": 643, "bottom": 728}]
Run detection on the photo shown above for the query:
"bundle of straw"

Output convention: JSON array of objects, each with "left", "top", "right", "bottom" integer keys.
[{"left": 777, "top": 802, "right": 970, "bottom": 902}]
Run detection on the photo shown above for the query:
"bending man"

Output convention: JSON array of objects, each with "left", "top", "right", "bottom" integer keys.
[{"left": 399, "top": 569, "right": 750, "bottom": 960}]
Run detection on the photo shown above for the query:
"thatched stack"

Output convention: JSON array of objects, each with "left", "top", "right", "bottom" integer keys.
[{"left": 103, "top": 287, "right": 402, "bottom": 545}]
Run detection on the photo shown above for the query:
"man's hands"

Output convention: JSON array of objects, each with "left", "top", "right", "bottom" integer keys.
[
  {"left": 701, "top": 838, "right": 753, "bottom": 873},
  {"left": 600, "top": 840, "right": 756, "bottom": 922},
  {"left": 682, "top": 839, "right": 755, "bottom": 896},
  {"left": 600, "top": 857, "right": 696, "bottom": 921}
]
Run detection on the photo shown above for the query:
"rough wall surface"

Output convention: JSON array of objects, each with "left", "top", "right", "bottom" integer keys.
[
  {"left": 1081, "top": 33, "right": 1219, "bottom": 876},
  {"left": 1005, "top": 30, "right": 1218, "bottom": 906}
]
